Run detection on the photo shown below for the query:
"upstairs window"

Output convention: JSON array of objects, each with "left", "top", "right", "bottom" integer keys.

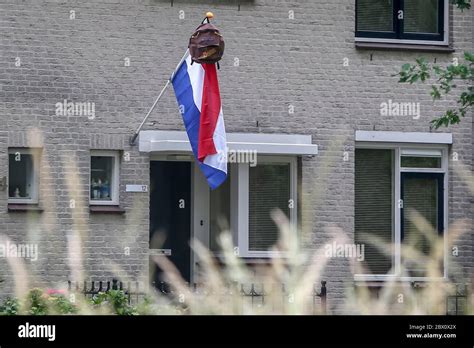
[{"left": 356, "top": 0, "right": 446, "bottom": 43}]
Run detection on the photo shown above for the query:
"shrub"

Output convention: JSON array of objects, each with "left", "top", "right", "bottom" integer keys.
[{"left": 0, "top": 297, "right": 20, "bottom": 315}]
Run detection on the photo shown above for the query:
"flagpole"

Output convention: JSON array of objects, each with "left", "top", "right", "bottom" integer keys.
[
  {"left": 129, "top": 12, "right": 215, "bottom": 146},
  {"left": 129, "top": 48, "right": 190, "bottom": 146}
]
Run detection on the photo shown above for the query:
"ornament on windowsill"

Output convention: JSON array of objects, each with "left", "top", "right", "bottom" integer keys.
[
  {"left": 14, "top": 187, "right": 20, "bottom": 198},
  {"left": 92, "top": 179, "right": 100, "bottom": 199}
]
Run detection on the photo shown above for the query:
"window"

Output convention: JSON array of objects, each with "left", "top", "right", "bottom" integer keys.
[
  {"left": 249, "top": 162, "right": 291, "bottom": 252},
  {"left": 208, "top": 157, "right": 297, "bottom": 258},
  {"left": 355, "top": 149, "right": 394, "bottom": 275},
  {"left": 356, "top": 0, "right": 446, "bottom": 43},
  {"left": 90, "top": 151, "right": 120, "bottom": 205},
  {"left": 355, "top": 146, "right": 446, "bottom": 280},
  {"left": 8, "top": 148, "right": 40, "bottom": 204}
]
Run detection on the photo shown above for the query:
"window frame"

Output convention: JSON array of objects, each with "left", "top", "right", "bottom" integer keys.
[
  {"left": 89, "top": 150, "right": 120, "bottom": 206},
  {"left": 8, "top": 148, "right": 41, "bottom": 204},
  {"left": 355, "top": 0, "right": 448, "bottom": 46},
  {"left": 354, "top": 143, "right": 448, "bottom": 282},
  {"left": 236, "top": 156, "right": 298, "bottom": 258},
  {"left": 204, "top": 156, "right": 298, "bottom": 259}
]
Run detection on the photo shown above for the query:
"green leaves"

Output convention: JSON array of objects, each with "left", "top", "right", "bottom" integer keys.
[
  {"left": 397, "top": 58, "right": 430, "bottom": 83},
  {"left": 90, "top": 290, "right": 137, "bottom": 315},
  {"left": 0, "top": 297, "right": 19, "bottom": 315},
  {"left": 397, "top": 52, "right": 473, "bottom": 129},
  {"left": 396, "top": 0, "right": 472, "bottom": 128},
  {"left": 451, "top": 0, "right": 471, "bottom": 10}
]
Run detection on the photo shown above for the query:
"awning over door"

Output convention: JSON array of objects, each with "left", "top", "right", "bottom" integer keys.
[{"left": 139, "top": 130, "right": 318, "bottom": 156}]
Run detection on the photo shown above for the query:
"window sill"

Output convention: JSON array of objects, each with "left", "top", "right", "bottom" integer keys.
[
  {"left": 207, "top": 256, "right": 288, "bottom": 266},
  {"left": 354, "top": 279, "right": 448, "bottom": 287},
  {"left": 89, "top": 205, "right": 125, "bottom": 214},
  {"left": 8, "top": 204, "right": 43, "bottom": 213},
  {"left": 355, "top": 42, "right": 455, "bottom": 53}
]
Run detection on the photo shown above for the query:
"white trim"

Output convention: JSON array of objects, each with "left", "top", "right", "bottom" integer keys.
[
  {"left": 239, "top": 156, "right": 297, "bottom": 258},
  {"left": 355, "top": 0, "right": 450, "bottom": 46},
  {"left": 237, "top": 163, "right": 250, "bottom": 257},
  {"left": 139, "top": 130, "right": 318, "bottom": 156},
  {"left": 443, "top": 147, "right": 449, "bottom": 279},
  {"left": 90, "top": 150, "right": 120, "bottom": 206},
  {"left": 355, "top": 131, "right": 452, "bottom": 144},
  {"left": 394, "top": 148, "right": 401, "bottom": 276},
  {"left": 400, "top": 149, "right": 443, "bottom": 157},
  {"left": 355, "top": 37, "right": 448, "bottom": 46},
  {"left": 354, "top": 275, "right": 448, "bottom": 282},
  {"left": 354, "top": 143, "right": 448, "bottom": 281},
  {"left": 8, "top": 148, "right": 41, "bottom": 204},
  {"left": 191, "top": 162, "right": 204, "bottom": 285}
]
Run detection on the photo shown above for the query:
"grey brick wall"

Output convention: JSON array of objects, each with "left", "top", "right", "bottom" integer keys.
[{"left": 0, "top": 0, "right": 472, "bottom": 313}]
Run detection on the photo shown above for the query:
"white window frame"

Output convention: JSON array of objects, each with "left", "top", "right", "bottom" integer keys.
[
  {"left": 354, "top": 143, "right": 448, "bottom": 282},
  {"left": 355, "top": 0, "right": 449, "bottom": 46},
  {"left": 236, "top": 156, "right": 298, "bottom": 258},
  {"left": 8, "top": 148, "right": 40, "bottom": 204},
  {"left": 90, "top": 150, "right": 120, "bottom": 206}
]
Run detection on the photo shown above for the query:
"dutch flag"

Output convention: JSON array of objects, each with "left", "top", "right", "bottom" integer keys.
[{"left": 172, "top": 54, "right": 227, "bottom": 190}]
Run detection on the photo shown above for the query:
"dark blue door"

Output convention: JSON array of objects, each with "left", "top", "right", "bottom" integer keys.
[{"left": 150, "top": 161, "right": 191, "bottom": 285}]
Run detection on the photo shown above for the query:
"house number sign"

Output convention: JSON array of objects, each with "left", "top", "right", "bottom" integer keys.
[{"left": 125, "top": 185, "right": 148, "bottom": 193}]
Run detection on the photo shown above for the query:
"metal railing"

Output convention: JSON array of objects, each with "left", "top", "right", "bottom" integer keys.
[
  {"left": 68, "top": 279, "right": 328, "bottom": 314},
  {"left": 446, "top": 284, "right": 469, "bottom": 315}
]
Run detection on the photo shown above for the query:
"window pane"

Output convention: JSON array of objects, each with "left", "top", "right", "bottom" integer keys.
[
  {"left": 404, "top": 0, "right": 439, "bottom": 34},
  {"left": 9, "top": 153, "right": 34, "bottom": 199},
  {"left": 91, "top": 156, "right": 114, "bottom": 201},
  {"left": 249, "top": 163, "right": 291, "bottom": 252},
  {"left": 210, "top": 170, "right": 231, "bottom": 252},
  {"left": 355, "top": 149, "right": 394, "bottom": 274},
  {"left": 401, "top": 156, "right": 441, "bottom": 168},
  {"left": 402, "top": 176, "right": 441, "bottom": 277},
  {"left": 357, "top": 0, "right": 393, "bottom": 32}
]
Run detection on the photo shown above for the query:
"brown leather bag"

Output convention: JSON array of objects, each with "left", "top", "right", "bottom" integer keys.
[{"left": 188, "top": 23, "right": 225, "bottom": 65}]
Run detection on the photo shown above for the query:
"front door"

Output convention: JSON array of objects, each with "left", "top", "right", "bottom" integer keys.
[{"left": 149, "top": 161, "right": 192, "bottom": 285}]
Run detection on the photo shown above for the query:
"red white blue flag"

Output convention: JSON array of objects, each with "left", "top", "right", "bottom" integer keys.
[{"left": 172, "top": 54, "right": 227, "bottom": 190}]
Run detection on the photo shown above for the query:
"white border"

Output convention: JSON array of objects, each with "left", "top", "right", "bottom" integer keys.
[
  {"left": 238, "top": 156, "right": 298, "bottom": 258},
  {"left": 7, "top": 148, "right": 40, "bottom": 204},
  {"left": 355, "top": 131, "right": 452, "bottom": 144},
  {"left": 355, "top": 0, "right": 450, "bottom": 46},
  {"left": 354, "top": 143, "right": 448, "bottom": 282},
  {"left": 140, "top": 130, "right": 318, "bottom": 156}
]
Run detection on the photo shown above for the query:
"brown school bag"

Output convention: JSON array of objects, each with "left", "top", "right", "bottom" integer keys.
[{"left": 188, "top": 23, "right": 225, "bottom": 65}]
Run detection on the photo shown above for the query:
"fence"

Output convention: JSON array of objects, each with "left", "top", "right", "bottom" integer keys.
[
  {"left": 446, "top": 284, "right": 469, "bottom": 315},
  {"left": 68, "top": 279, "right": 328, "bottom": 314}
]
